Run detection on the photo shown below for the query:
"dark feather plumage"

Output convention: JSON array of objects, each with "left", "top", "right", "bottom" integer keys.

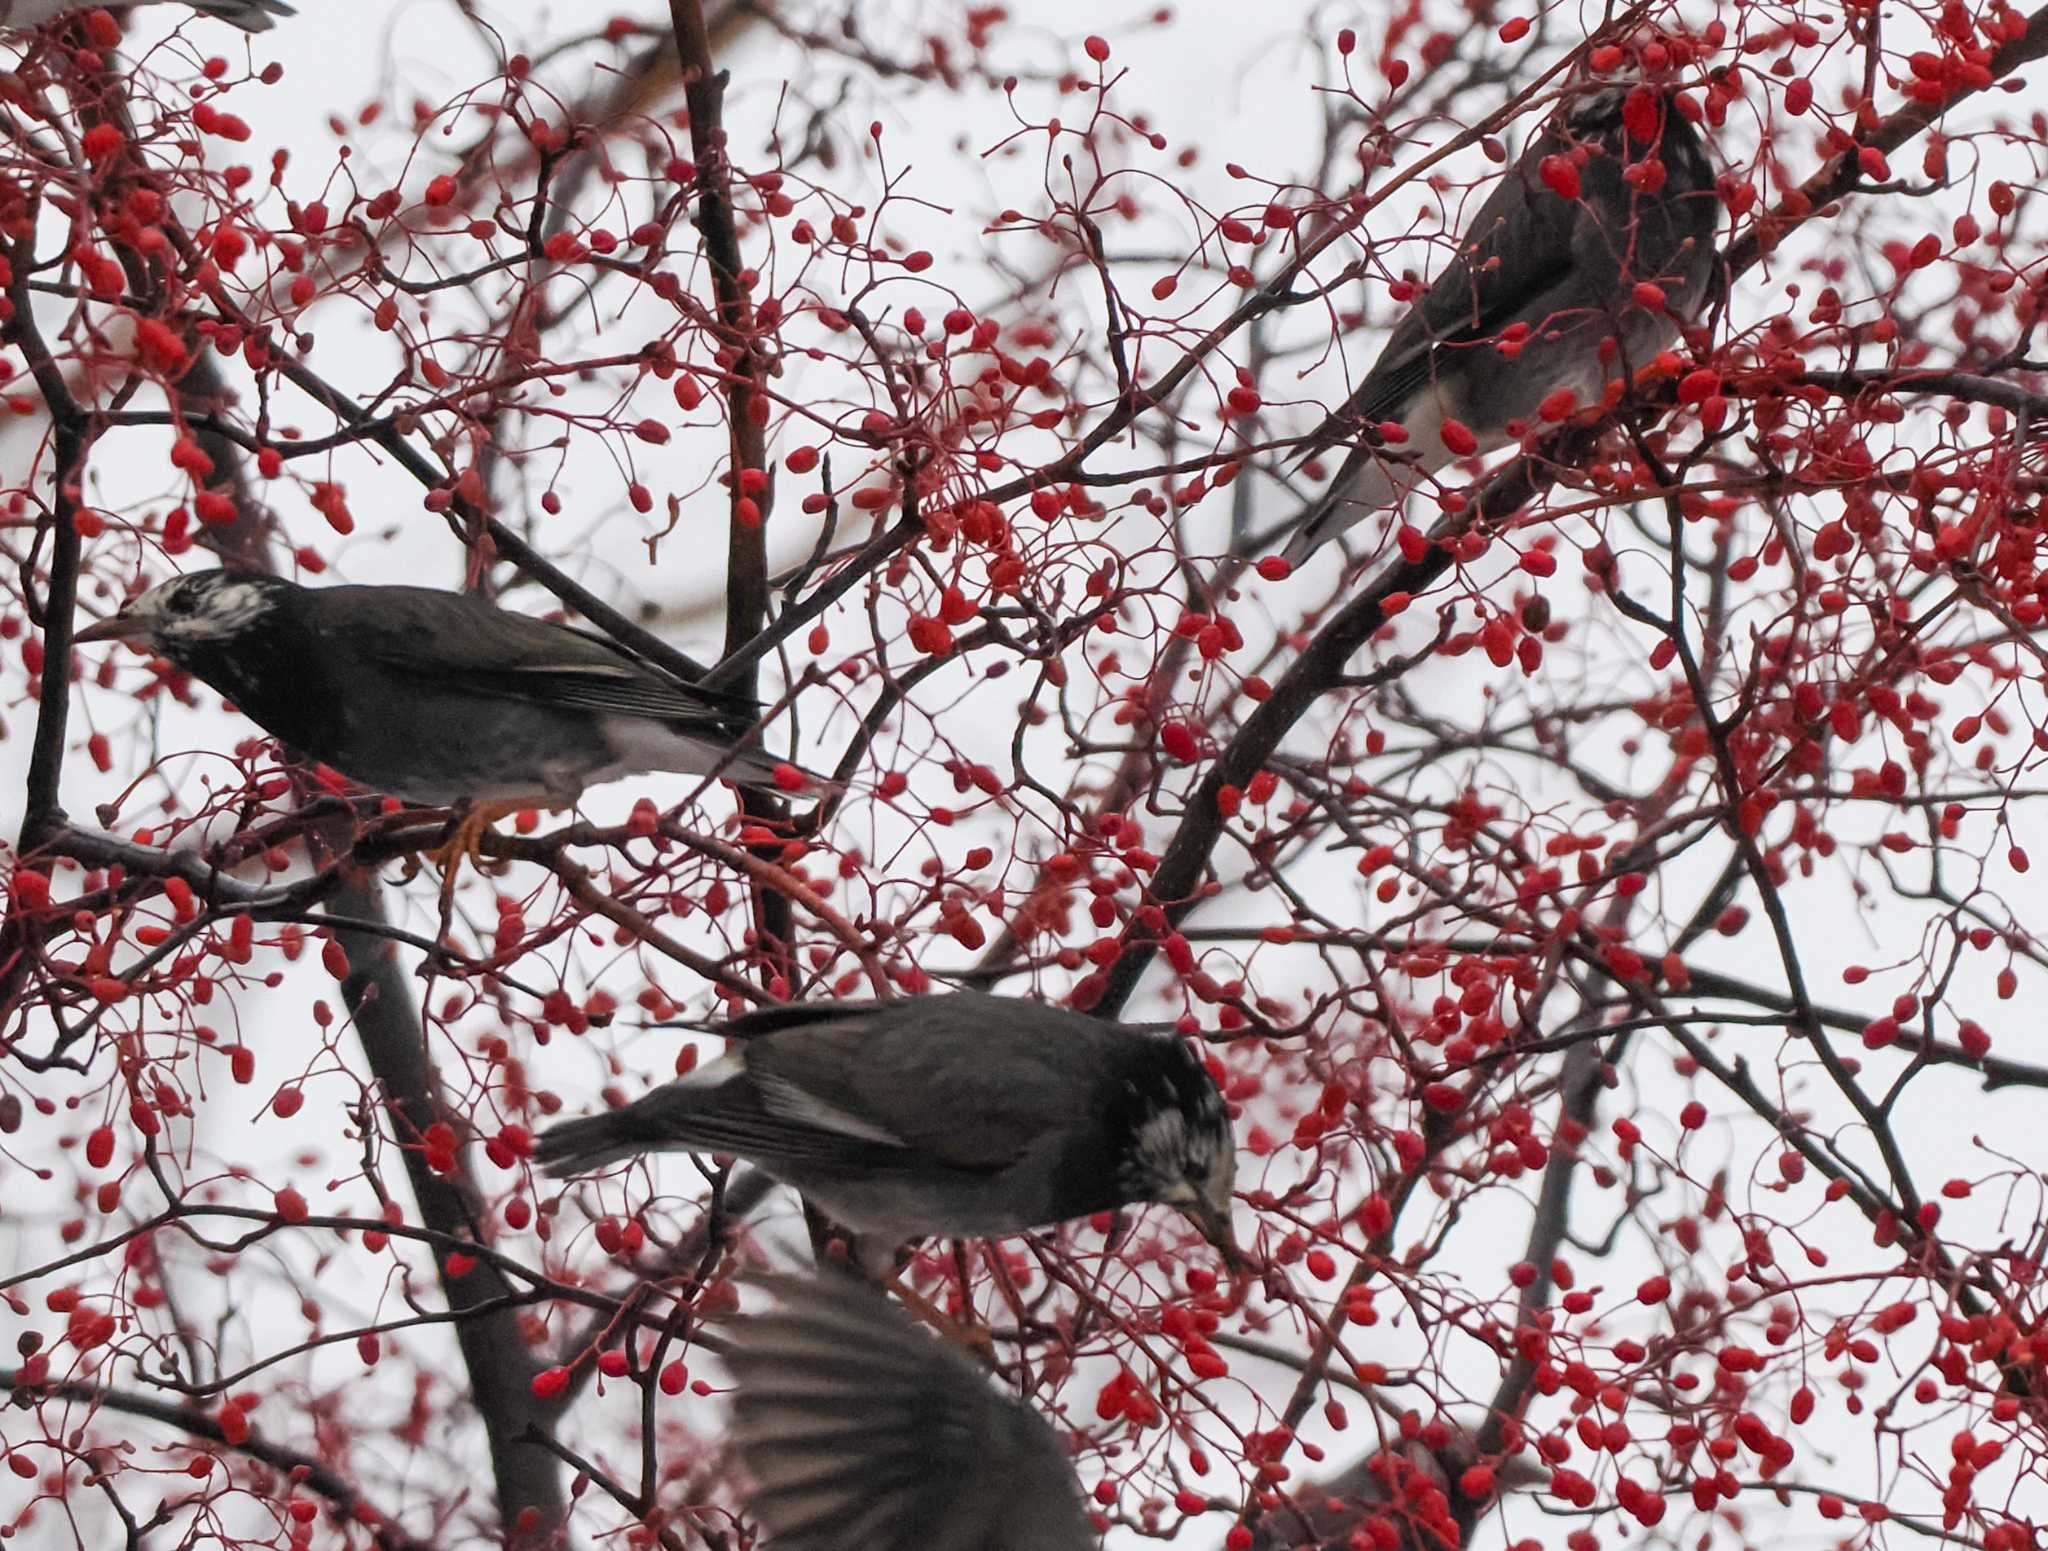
[
  {"left": 534, "top": 992, "right": 1240, "bottom": 1261},
  {"left": 76, "top": 570, "right": 785, "bottom": 804}
]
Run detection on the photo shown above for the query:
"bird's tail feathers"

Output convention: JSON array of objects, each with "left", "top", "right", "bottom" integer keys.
[
  {"left": 532, "top": 1108, "right": 665, "bottom": 1178},
  {"left": 698, "top": 723, "right": 844, "bottom": 796},
  {"left": 532, "top": 1114, "right": 643, "bottom": 1171},
  {"left": 534, "top": 1059, "right": 735, "bottom": 1178},
  {"left": 713, "top": 737, "right": 800, "bottom": 791},
  {"left": 1281, "top": 451, "right": 1414, "bottom": 566}
]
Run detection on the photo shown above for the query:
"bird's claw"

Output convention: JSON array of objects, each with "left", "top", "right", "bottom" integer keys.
[
  {"left": 882, "top": 1271, "right": 996, "bottom": 1363},
  {"left": 423, "top": 801, "right": 526, "bottom": 909}
]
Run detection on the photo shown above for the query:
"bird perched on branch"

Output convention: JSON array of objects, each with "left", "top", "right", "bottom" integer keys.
[
  {"left": 1280, "top": 70, "right": 1720, "bottom": 564},
  {"left": 729, "top": 1273, "right": 1092, "bottom": 1551},
  {"left": 535, "top": 991, "right": 1240, "bottom": 1268},
  {"left": 76, "top": 571, "right": 785, "bottom": 853},
  {"left": 0, "top": 0, "right": 293, "bottom": 30}
]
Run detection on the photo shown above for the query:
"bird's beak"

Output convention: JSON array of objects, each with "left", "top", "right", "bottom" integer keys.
[
  {"left": 1181, "top": 1196, "right": 1243, "bottom": 1272},
  {"left": 72, "top": 613, "right": 148, "bottom": 646}
]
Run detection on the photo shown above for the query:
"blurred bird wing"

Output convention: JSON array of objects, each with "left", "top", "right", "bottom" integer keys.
[
  {"left": 731, "top": 1275, "right": 1088, "bottom": 1551},
  {"left": 1298, "top": 141, "right": 1577, "bottom": 462},
  {"left": 335, "top": 587, "right": 754, "bottom": 723}
]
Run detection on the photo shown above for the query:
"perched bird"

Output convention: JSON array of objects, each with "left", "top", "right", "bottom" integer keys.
[
  {"left": 1281, "top": 75, "right": 1720, "bottom": 563},
  {"left": 1, "top": 0, "right": 294, "bottom": 30},
  {"left": 729, "top": 1273, "right": 1092, "bottom": 1551},
  {"left": 74, "top": 570, "right": 785, "bottom": 815},
  {"left": 535, "top": 991, "right": 1240, "bottom": 1266}
]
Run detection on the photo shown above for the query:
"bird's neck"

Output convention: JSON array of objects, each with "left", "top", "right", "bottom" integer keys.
[{"left": 176, "top": 611, "right": 334, "bottom": 757}]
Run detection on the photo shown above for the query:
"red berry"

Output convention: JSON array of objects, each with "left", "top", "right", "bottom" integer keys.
[
  {"left": 1539, "top": 155, "right": 1581, "bottom": 200},
  {"left": 531, "top": 1366, "right": 570, "bottom": 1399}
]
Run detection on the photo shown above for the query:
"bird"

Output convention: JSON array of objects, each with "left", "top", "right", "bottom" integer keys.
[
  {"left": 1280, "top": 74, "right": 1720, "bottom": 564},
  {"left": 534, "top": 991, "right": 1240, "bottom": 1267},
  {"left": 1, "top": 0, "right": 294, "bottom": 30},
  {"left": 74, "top": 570, "right": 787, "bottom": 842},
  {"left": 728, "top": 1272, "right": 1093, "bottom": 1551}
]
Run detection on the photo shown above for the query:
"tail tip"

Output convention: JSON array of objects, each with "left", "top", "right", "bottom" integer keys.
[
  {"left": 531, "top": 1120, "right": 601, "bottom": 1180},
  {"left": 1279, "top": 524, "right": 1323, "bottom": 567}
]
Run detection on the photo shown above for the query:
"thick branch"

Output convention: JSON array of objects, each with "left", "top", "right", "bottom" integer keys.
[
  {"left": 666, "top": 0, "right": 796, "bottom": 989},
  {"left": 6, "top": 209, "right": 87, "bottom": 852},
  {"left": 326, "top": 877, "right": 567, "bottom": 1548},
  {"left": 668, "top": 0, "right": 773, "bottom": 674},
  {"left": 1786, "top": 367, "right": 2048, "bottom": 419}
]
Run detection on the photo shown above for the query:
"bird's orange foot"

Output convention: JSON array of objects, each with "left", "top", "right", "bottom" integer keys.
[
  {"left": 881, "top": 1270, "right": 995, "bottom": 1363},
  {"left": 423, "top": 801, "right": 535, "bottom": 907}
]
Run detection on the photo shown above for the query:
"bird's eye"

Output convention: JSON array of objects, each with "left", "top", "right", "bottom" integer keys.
[{"left": 166, "top": 590, "right": 198, "bottom": 616}]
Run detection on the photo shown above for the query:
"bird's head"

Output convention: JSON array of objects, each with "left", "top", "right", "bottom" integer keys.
[
  {"left": 76, "top": 570, "right": 287, "bottom": 655},
  {"left": 1554, "top": 48, "right": 1714, "bottom": 188},
  {"left": 1116, "top": 1040, "right": 1240, "bottom": 1266},
  {"left": 1576, "top": 27, "right": 1713, "bottom": 88},
  {"left": 1553, "top": 28, "right": 1713, "bottom": 140}
]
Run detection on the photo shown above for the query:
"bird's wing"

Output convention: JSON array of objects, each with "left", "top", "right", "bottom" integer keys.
[
  {"left": 717, "top": 1003, "right": 922, "bottom": 1151},
  {"left": 586, "top": 1066, "right": 921, "bottom": 1171},
  {"left": 533, "top": 1066, "right": 917, "bottom": 1177},
  {"left": 541, "top": 996, "right": 1123, "bottom": 1181},
  {"left": 747, "top": 1069, "right": 912, "bottom": 1148},
  {"left": 730, "top": 1275, "right": 1088, "bottom": 1551},
  {"left": 1299, "top": 136, "right": 1579, "bottom": 461},
  {"left": 331, "top": 586, "right": 755, "bottom": 724},
  {"left": 719, "top": 1000, "right": 885, "bottom": 1041},
  {"left": 745, "top": 995, "right": 1114, "bottom": 1174}
]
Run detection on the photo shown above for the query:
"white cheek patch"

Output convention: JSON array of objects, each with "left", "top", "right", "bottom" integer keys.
[
  {"left": 153, "top": 580, "right": 277, "bottom": 644},
  {"left": 1133, "top": 1108, "right": 1191, "bottom": 1176}
]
